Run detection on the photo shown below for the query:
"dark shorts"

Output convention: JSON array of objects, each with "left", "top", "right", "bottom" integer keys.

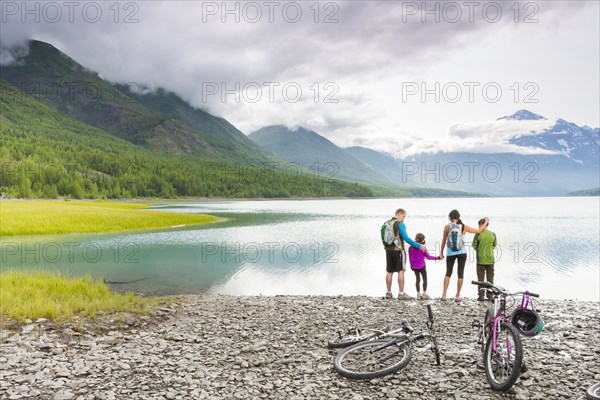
[{"left": 386, "top": 249, "right": 406, "bottom": 273}]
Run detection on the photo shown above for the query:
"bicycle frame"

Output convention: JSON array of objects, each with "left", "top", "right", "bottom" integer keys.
[
  {"left": 490, "top": 294, "right": 508, "bottom": 353},
  {"left": 474, "top": 281, "right": 539, "bottom": 349},
  {"left": 375, "top": 306, "right": 438, "bottom": 361}
]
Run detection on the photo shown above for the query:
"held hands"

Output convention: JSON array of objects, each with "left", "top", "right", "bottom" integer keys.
[{"left": 437, "top": 255, "right": 444, "bottom": 260}]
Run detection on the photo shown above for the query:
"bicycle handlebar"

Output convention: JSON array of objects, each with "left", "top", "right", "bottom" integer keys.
[{"left": 471, "top": 281, "right": 539, "bottom": 298}]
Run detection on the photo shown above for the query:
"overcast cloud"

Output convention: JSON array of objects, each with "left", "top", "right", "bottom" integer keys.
[{"left": 1, "top": 0, "right": 598, "bottom": 155}]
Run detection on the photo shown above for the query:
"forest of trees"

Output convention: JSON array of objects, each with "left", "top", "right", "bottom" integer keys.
[
  {"left": 0, "top": 129, "right": 373, "bottom": 199},
  {"left": 0, "top": 80, "right": 373, "bottom": 199}
]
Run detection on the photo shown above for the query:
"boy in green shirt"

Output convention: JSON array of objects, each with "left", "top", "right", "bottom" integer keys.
[{"left": 472, "top": 218, "right": 497, "bottom": 301}]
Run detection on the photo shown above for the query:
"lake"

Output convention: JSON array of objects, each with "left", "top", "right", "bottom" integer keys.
[{"left": 2, "top": 197, "right": 598, "bottom": 301}]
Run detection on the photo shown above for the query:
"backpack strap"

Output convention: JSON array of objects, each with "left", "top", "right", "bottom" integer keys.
[{"left": 393, "top": 220, "right": 405, "bottom": 248}]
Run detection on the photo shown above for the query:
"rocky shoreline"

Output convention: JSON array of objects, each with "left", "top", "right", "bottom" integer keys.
[{"left": 1, "top": 296, "right": 599, "bottom": 400}]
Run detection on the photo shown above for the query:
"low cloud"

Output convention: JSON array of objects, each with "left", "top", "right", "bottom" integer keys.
[
  {"left": 343, "top": 117, "right": 561, "bottom": 157},
  {"left": 0, "top": 45, "right": 28, "bottom": 66},
  {"left": 449, "top": 119, "right": 557, "bottom": 141}
]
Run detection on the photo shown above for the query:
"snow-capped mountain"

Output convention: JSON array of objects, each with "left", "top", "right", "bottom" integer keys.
[
  {"left": 345, "top": 110, "right": 598, "bottom": 195},
  {"left": 498, "top": 109, "right": 546, "bottom": 121},
  {"left": 506, "top": 110, "right": 599, "bottom": 164}
]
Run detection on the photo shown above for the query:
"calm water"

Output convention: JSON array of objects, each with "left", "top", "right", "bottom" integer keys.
[{"left": 2, "top": 197, "right": 599, "bottom": 301}]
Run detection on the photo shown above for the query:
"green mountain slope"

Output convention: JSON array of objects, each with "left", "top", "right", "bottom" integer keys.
[
  {"left": 0, "top": 80, "right": 373, "bottom": 199},
  {"left": 1, "top": 40, "right": 277, "bottom": 163},
  {"left": 345, "top": 146, "right": 407, "bottom": 184},
  {"left": 249, "top": 126, "right": 392, "bottom": 184},
  {"left": 116, "top": 85, "right": 279, "bottom": 163},
  {"left": 1, "top": 40, "right": 165, "bottom": 146}
]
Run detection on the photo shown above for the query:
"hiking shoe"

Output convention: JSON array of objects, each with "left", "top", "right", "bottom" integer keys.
[
  {"left": 421, "top": 293, "right": 431, "bottom": 300},
  {"left": 440, "top": 294, "right": 447, "bottom": 301},
  {"left": 455, "top": 295, "right": 461, "bottom": 303},
  {"left": 416, "top": 293, "right": 422, "bottom": 300},
  {"left": 385, "top": 292, "right": 393, "bottom": 299},
  {"left": 398, "top": 293, "right": 413, "bottom": 300}
]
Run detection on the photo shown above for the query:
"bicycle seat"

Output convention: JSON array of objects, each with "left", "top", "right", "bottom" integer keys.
[{"left": 401, "top": 319, "right": 413, "bottom": 333}]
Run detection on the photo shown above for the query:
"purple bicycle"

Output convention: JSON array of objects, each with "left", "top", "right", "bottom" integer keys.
[{"left": 471, "top": 281, "right": 542, "bottom": 392}]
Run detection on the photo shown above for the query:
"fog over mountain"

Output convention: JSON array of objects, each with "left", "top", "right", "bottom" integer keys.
[{"left": 1, "top": 1, "right": 597, "bottom": 151}]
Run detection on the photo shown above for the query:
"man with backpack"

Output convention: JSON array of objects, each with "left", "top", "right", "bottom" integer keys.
[{"left": 381, "top": 208, "right": 427, "bottom": 300}]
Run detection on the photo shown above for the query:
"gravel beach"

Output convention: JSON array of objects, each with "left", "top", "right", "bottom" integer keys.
[{"left": 1, "top": 295, "right": 598, "bottom": 400}]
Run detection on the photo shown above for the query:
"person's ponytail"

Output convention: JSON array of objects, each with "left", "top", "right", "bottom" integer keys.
[
  {"left": 457, "top": 218, "right": 464, "bottom": 233},
  {"left": 448, "top": 210, "right": 464, "bottom": 233}
]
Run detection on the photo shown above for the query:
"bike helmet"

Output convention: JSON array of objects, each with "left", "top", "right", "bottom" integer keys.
[{"left": 510, "top": 308, "right": 544, "bottom": 337}]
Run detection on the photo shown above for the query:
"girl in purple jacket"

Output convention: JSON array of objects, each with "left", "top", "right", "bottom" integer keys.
[{"left": 408, "top": 233, "right": 442, "bottom": 300}]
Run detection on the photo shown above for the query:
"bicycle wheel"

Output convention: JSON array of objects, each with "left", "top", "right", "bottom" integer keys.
[
  {"left": 327, "top": 323, "right": 389, "bottom": 348},
  {"left": 485, "top": 306, "right": 494, "bottom": 326},
  {"left": 483, "top": 322, "right": 523, "bottom": 391},
  {"left": 334, "top": 339, "right": 412, "bottom": 380},
  {"left": 481, "top": 306, "right": 494, "bottom": 352},
  {"left": 587, "top": 383, "right": 600, "bottom": 400},
  {"left": 429, "top": 324, "right": 441, "bottom": 366}
]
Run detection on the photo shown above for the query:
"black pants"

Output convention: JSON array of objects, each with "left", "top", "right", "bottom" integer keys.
[
  {"left": 413, "top": 268, "right": 427, "bottom": 292},
  {"left": 445, "top": 253, "right": 467, "bottom": 279}
]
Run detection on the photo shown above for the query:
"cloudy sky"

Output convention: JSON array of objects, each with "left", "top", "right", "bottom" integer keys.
[{"left": 1, "top": 0, "right": 598, "bottom": 156}]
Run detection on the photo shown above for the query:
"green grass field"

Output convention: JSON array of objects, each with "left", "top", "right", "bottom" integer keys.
[
  {"left": 0, "top": 270, "right": 157, "bottom": 322},
  {"left": 0, "top": 200, "right": 220, "bottom": 236}
]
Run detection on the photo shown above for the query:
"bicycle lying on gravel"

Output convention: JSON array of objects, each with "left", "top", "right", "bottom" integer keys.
[
  {"left": 331, "top": 304, "right": 441, "bottom": 380},
  {"left": 327, "top": 323, "right": 390, "bottom": 349},
  {"left": 587, "top": 383, "right": 600, "bottom": 400},
  {"left": 471, "top": 281, "right": 543, "bottom": 392}
]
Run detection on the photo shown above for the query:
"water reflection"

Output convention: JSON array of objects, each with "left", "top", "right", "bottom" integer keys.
[{"left": 1, "top": 197, "right": 598, "bottom": 300}]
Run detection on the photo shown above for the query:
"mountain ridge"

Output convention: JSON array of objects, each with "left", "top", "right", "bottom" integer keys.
[
  {"left": 251, "top": 110, "right": 598, "bottom": 195},
  {"left": 1, "top": 40, "right": 280, "bottom": 164},
  {"left": 249, "top": 125, "right": 393, "bottom": 184}
]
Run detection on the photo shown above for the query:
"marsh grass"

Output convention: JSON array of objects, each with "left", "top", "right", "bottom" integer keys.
[
  {"left": 0, "top": 270, "right": 158, "bottom": 322},
  {"left": 0, "top": 200, "right": 219, "bottom": 236}
]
